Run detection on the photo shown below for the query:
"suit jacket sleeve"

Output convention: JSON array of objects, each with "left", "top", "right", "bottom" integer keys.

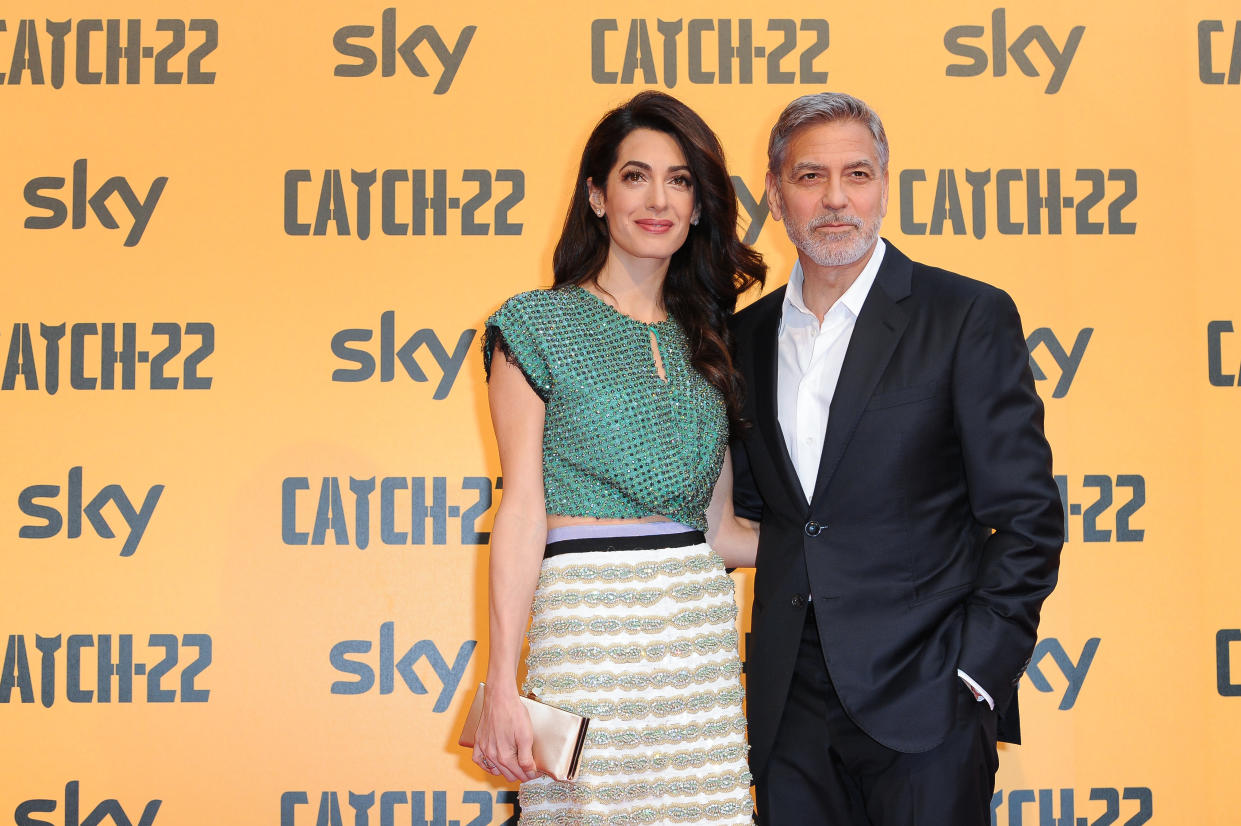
[
  {"left": 730, "top": 435, "right": 765, "bottom": 522},
  {"left": 729, "top": 310, "right": 767, "bottom": 524},
  {"left": 952, "top": 286, "right": 1064, "bottom": 712}
]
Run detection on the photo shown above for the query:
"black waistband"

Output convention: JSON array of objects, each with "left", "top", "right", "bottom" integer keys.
[{"left": 544, "top": 530, "right": 705, "bottom": 558}]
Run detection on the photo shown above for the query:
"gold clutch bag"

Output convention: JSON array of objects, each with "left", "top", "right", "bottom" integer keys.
[{"left": 458, "top": 682, "right": 590, "bottom": 782}]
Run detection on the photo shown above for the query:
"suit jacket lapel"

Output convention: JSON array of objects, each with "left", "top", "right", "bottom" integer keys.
[
  {"left": 752, "top": 288, "right": 811, "bottom": 513},
  {"left": 810, "top": 242, "right": 913, "bottom": 505}
]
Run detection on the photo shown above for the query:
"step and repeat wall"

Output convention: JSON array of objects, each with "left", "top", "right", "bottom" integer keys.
[{"left": 3, "top": 1, "right": 1239, "bottom": 823}]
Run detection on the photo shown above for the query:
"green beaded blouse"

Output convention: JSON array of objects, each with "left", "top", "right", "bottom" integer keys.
[{"left": 483, "top": 286, "right": 727, "bottom": 532}]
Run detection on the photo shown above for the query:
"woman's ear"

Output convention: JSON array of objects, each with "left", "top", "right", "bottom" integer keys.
[{"left": 586, "top": 178, "right": 605, "bottom": 217}]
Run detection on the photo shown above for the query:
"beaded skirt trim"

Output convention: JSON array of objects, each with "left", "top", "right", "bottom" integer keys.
[
  {"left": 529, "top": 661, "right": 742, "bottom": 693},
  {"left": 527, "top": 603, "right": 739, "bottom": 641},
  {"left": 518, "top": 798, "right": 753, "bottom": 826},
  {"left": 519, "top": 542, "right": 752, "bottom": 825},
  {"left": 536, "top": 552, "right": 722, "bottom": 587},
  {"left": 530, "top": 576, "right": 735, "bottom": 612},
  {"left": 581, "top": 714, "right": 749, "bottom": 751}
]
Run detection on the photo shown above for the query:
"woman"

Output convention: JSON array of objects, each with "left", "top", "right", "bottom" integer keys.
[{"left": 475, "top": 91, "right": 766, "bottom": 825}]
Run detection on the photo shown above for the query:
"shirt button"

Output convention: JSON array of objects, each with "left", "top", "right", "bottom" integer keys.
[
  {"left": 804, "top": 520, "right": 824, "bottom": 537},
  {"left": 790, "top": 594, "right": 806, "bottom": 607}
]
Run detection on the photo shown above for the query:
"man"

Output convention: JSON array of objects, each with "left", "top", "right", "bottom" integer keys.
[{"left": 731, "top": 92, "right": 1064, "bottom": 825}]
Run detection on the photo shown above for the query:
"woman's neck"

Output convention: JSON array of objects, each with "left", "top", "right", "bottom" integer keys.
[{"left": 589, "top": 250, "right": 669, "bottom": 324}]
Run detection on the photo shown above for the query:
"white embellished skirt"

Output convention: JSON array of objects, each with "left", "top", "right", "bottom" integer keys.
[{"left": 518, "top": 525, "right": 753, "bottom": 825}]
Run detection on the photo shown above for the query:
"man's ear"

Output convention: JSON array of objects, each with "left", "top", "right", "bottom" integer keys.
[{"left": 765, "top": 171, "right": 784, "bottom": 222}]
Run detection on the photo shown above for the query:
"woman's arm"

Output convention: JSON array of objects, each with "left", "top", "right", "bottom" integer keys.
[
  {"left": 473, "top": 347, "right": 547, "bottom": 782},
  {"left": 705, "top": 447, "right": 759, "bottom": 567}
]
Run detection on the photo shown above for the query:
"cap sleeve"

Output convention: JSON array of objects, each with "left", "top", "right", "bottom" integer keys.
[{"left": 482, "top": 293, "right": 553, "bottom": 402}]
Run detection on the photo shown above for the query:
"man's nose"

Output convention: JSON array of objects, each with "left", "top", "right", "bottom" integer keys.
[{"left": 821, "top": 177, "right": 848, "bottom": 211}]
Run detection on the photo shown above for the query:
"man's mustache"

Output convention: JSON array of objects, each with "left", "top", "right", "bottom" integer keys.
[{"left": 808, "top": 213, "right": 863, "bottom": 230}]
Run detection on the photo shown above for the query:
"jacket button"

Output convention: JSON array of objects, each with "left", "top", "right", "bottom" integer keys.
[
  {"left": 804, "top": 520, "right": 823, "bottom": 537},
  {"left": 790, "top": 594, "right": 806, "bottom": 607}
]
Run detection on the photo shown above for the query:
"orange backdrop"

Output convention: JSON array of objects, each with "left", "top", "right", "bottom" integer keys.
[{"left": 3, "top": 2, "right": 1240, "bottom": 823}]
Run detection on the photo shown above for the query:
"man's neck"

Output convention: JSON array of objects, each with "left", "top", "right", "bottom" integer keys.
[{"left": 797, "top": 242, "right": 878, "bottom": 324}]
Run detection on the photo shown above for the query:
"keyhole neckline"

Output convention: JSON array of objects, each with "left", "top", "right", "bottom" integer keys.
[{"left": 572, "top": 284, "right": 675, "bottom": 328}]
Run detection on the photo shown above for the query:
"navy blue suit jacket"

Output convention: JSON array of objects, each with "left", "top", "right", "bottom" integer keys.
[{"left": 731, "top": 240, "right": 1063, "bottom": 778}]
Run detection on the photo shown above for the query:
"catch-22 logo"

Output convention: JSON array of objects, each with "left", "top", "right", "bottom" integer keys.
[
  {"left": 1199, "top": 20, "right": 1241, "bottom": 84},
  {"left": 283, "top": 475, "right": 498, "bottom": 548},
  {"left": 944, "top": 8, "right": 1083, "bottom": 94},
  {"left": 15, "top": 781, "right": 160, "bottom": 826},
  {"left": 0, "top": 17, "right": 216, "bottom": 86},
  {"left": 284, "top": 168, "right": 523, "bottom": 238},
  {"left": 592, "top": 18, "right": 829, "bottom": 86},
  {"left": 1219, "top": 629, "right": 1241, "bottom": 697},
  {"left": 1207, "top": 320, "right": 1241, "bottom": 386},
  {"left": 991, "top": 786, "right": 1151, "bottom": 826},
  {"left": 282, "top": 790, "right": 518, "bottom": 826},
  {"left": 1055, "top": 473, "right": 1145, "bottom": 544},
  {"left": 333, "top": 8, "right": 474, "bottom": 95},
  {"left": 899, "top": 168, "right": 1136, "bottom": 237},
  {"left": 732, "top": 173, "right": 1135, "bottom": 243},
  {"left": 3, "top": 321, "right": 213, "bottom": 393},
  {"left": 1, "top": 632, "right": 211, "bottom": 706}
]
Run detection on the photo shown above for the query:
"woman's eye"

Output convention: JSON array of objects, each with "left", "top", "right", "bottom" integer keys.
[{"left": 623, "top": 170, "right": 644, "bottom": 182}]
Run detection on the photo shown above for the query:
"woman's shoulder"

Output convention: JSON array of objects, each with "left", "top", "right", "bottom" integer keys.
[{"left": 490, "top": 286, "right": 581, "bottom": 325}]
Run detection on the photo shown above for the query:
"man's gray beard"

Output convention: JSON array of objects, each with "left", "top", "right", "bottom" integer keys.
[{"left": 785, "top": 213, "right": 881, "bottom": 268}]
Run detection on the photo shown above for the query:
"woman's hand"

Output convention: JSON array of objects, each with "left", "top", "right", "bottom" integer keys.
[{"left": 472, "top": 683, "right": 538, "bottom": 782}]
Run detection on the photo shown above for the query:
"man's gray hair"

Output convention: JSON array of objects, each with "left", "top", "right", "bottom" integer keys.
[{"left": 767, "top": 92, "right": 889, "bottom": 174}]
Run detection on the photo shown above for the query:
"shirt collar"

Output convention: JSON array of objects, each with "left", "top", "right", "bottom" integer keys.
[{"left": 780, "top": 238, "right": 887, "bottom": 332}]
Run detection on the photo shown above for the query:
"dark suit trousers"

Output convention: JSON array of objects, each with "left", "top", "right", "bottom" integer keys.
[{"left": 757, "top": 608, "right": 999, "bottom": 826}]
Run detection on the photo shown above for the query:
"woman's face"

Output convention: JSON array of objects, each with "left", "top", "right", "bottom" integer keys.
[{"left": 588, "top": 128, "right": 699, "bottom": 268}]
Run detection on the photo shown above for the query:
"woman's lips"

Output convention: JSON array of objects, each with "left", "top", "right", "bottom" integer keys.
[{"left": 635, "top": 219, "right": 674, "bottom": 233}]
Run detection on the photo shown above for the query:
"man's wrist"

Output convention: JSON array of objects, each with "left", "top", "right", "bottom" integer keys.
[{"left": 957, "top": 669, "right": 996, "bottom": 710}]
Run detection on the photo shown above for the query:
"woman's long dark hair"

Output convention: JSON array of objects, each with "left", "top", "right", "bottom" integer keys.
[{"left": 552, "top": 91, "right": 766, "bottom": 431}]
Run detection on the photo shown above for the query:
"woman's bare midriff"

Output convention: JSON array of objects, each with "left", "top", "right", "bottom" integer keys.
[{"left": 546, "top": 514, "right": 675, "bottom": 529}]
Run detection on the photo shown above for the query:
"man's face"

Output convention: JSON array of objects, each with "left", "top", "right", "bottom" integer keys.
[{"left": 767, "top": 119, "right": 888, "bottom": 271}]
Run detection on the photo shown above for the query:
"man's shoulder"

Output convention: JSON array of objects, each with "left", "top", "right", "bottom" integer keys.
[
  {"left": 896, "top": 246, "right": 1014, "bottom": 309},
  {"left": 731, "top": 286, "right": 785, "bottom": 335}
]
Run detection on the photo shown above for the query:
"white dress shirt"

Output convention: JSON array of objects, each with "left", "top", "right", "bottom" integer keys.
[
  {"left": 775, "top": 240, "right": 994, "bottom": 709},
  {"left": 776, "top": 240, "right": 885, "bottom": 500}
]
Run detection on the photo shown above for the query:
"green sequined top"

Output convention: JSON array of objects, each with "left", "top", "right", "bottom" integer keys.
[{"left": 483, "top": 286, "right": 728, "bottom": 532}]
